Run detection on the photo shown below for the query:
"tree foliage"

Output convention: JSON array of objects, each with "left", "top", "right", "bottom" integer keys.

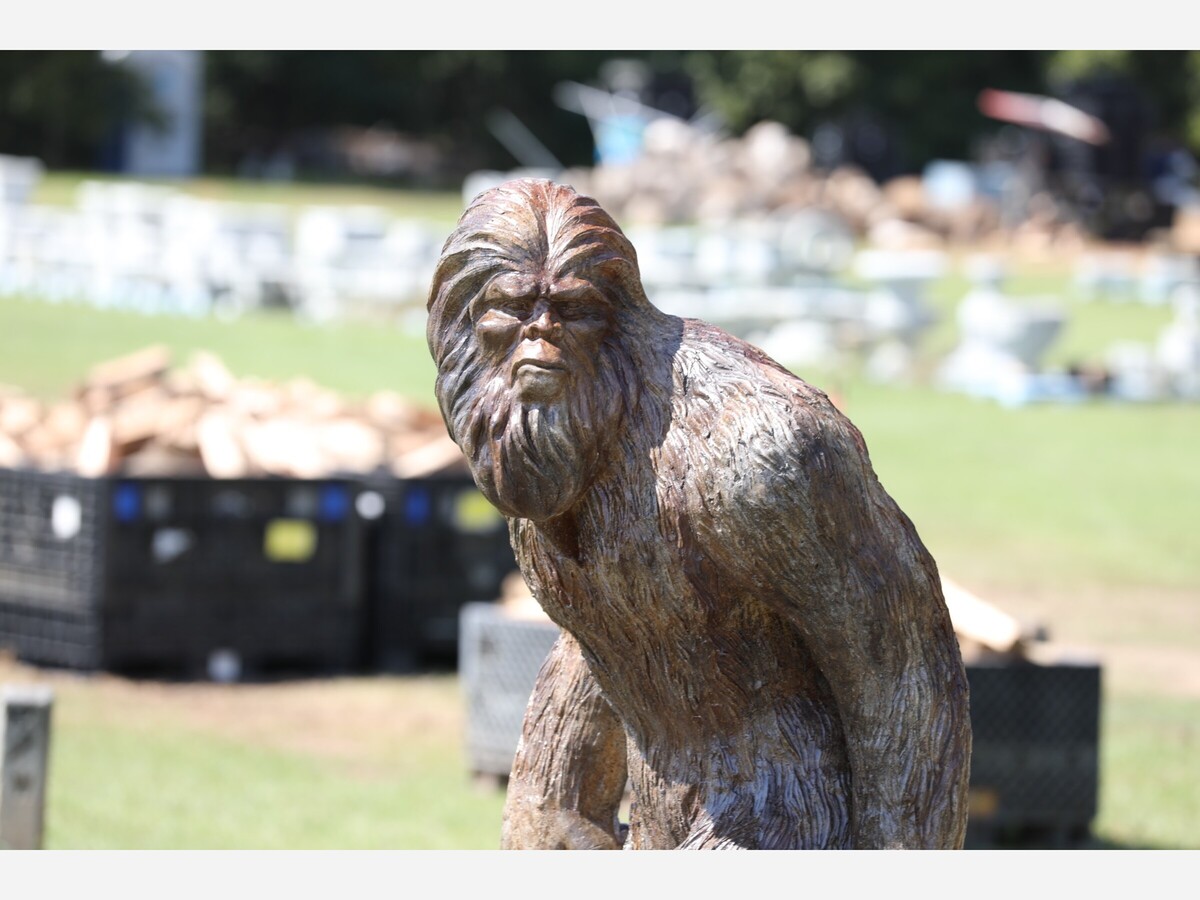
[
  {"left": 687, "top": 51, "right": 1051, "bottom": 170},
  {"left": 0, "top": 51, "right": 159, "bottom": 168},
  {"left": 2, "top": 51, "right": 1200, "bottom": 179},
  {"left": 202, "top": 51, "right": 661, "bottom": 179}
]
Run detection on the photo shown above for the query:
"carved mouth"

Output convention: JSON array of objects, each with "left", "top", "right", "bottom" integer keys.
[
  {"left": 514, "top": 359, "right": 565, "bottom": 373},
  {"left": 513, "top": 352, "right": 568, "bottom": 400},
  {"left": 512, "top": 343, "right": 566, "bottom": 378}
]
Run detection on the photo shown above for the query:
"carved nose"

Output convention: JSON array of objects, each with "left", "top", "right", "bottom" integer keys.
[{"left": 524, "top": 304, "right": 560, "bottom": 340}]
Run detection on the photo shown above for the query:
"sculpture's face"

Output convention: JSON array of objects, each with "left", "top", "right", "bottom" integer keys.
[
  {"left": 428, "top": 179, "right": 646, "bottom": 523},
  {"left": 471, "top": 271, "right": 614, "bottom": 405}
]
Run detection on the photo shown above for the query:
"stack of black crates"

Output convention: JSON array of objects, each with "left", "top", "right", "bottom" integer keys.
[
  {"left": 0, "top": 468, "right": 365, "bottom": 675},
  {"left": 0, "top": 466, "right": 519, "bottom": 678},
  {"left": 365, "top": 474, "right": 516, "bottom": 671}
]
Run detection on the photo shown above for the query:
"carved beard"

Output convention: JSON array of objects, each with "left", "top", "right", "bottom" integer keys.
[{"left": 450, "top": 340, "right": 631, "bottom": 523}]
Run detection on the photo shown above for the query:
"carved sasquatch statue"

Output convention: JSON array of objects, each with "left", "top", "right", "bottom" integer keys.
[{"left": 427, "top": 179, "right": 971, "bottom": 850}]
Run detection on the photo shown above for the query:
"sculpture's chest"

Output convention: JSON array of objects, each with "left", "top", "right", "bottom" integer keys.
[
  {"left": 519, "top": 508, "right": 687, "bottom": 631},
  {"left": 514, "top": 493, "right": 750, "bottom": 691}
]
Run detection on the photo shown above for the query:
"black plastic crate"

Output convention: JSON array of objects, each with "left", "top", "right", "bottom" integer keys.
[
  {"left": 366, "top": 474, "right": 519, "bottom": 670},
  {"left": 0, "top": 467, "right": 365, "bottom": 675},
  {"left": 0, "top": 469, "right": 106, "bottom": 616},
  {"left": 0, "top": 600, "right": 101, "bottom": 669},
  {"left": 459, "top": 602, "right": 561, "bottom": 777},
  {"left": 964, "top": 661, "right": 1102, "bottom": 848}
]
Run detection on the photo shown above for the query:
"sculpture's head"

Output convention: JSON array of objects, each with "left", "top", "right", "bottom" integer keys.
[{"left": 427, "top": 179, "right": 654, "bottom": 522}]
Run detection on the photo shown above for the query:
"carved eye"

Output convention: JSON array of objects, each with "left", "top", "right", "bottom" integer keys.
[
  {"left": 556, "top": 299, "right": 585, "bottom": 319},
  {"left": 497, "top": 295, "right": 535, "bottom": 318}
]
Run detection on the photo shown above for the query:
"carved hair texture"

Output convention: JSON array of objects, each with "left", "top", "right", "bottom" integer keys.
[{"left": 426, "top": 179, "right": 658, "bottom": 521}]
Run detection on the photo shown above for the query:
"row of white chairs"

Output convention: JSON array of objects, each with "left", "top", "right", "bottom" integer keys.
[
  {"left": 2, "top": 177, "right": 961, "bottom": 343},
  {"left": 0, "top": 181, "right": 442, "bottom": 322}
]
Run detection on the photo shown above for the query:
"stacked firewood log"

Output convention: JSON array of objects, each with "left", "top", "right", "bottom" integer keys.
[{"left": 0, "top": 346, "right": 465, "bottom": 479}]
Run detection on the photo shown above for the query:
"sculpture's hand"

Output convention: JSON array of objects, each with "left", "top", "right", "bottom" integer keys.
[
  {"left": 503, "top": 807, "right": 623, "bottom": 850},
  {"left": 501, "top": 631, "right": 628, "bottom": 850}
]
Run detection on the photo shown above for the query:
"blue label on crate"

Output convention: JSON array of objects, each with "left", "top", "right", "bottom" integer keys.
[
  {"left": 113, "top": 483, "right": 142, "bottom": 523},
  {"left": 404, "top": 487, "right": 431, "bottom": 526},
  {"left": 318, "top": 484, "right": 350, "bottom": 522}
]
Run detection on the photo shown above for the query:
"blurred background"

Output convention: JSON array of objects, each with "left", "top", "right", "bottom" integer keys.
[{"left": 0, "top": 50, "right": 1196, "bottom": 851}]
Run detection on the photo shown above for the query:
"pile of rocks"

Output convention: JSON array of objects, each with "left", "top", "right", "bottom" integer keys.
[{"left": 561, "top": 119, "right": 1004, "bottom": 249}]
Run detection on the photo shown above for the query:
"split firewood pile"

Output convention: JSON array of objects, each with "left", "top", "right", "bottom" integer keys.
[
  {"left": 0, "top": 345, "right": 466, "bottom": 479},
  {"left": 560, "top": 118, "right": 1078, "bottom": 251},
  {"left": 940, "top": 576, "right": 1043, "bottom": 662}
]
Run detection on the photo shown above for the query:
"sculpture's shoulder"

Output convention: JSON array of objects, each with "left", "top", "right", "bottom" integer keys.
[
  {"left": 649, "top": 318, "right": 886, "bottom": 589},
  {"left": 667, "top": 318, "right": 861, "bottom": 469}
]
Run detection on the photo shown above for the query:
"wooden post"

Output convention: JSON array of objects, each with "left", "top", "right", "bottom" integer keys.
[{"left": 0, "top": 685, "right": 54, "bottom": 850}]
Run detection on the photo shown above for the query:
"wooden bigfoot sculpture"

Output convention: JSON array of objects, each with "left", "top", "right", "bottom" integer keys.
[{"left": 427, "top": 179, "right": 971, "bottom": 849}]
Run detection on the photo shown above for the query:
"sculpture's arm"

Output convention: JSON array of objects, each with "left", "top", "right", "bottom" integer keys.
[
  {"left": 759, "top": 413, "right": 972, "bottom": 848},
  {"left": 501, "top": 630, "right": 628, "bottom": 849}
]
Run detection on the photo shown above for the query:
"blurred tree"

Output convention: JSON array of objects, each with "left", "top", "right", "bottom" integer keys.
[
  {"left": 686, "top": 51, "right": 1050, "bottom": 173},
  {"left": 1187, "top": 54, "right": 1200, "bottom": 150},
  {"left": 685, "top": 51, "right": 862, "bottom": 131},
  {"left": 201, "top": 51, "right": 689, "bottom": 181},
  {"left": 0, "top": 51, "right": 160, "bottom": 168},
  {"left": 6, "top": 51, "right": 1200, "bottom": 182},
  {"left": 1045, "top": 50, "right": 1196, "bottom": 145}
]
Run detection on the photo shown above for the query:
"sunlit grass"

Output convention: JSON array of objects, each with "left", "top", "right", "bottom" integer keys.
[
  {"left": 0, "top": 294, "right": 436, "bottom": 405},
  {"left": 32, "top": 172, "right": 467, "bottom": 225},
  {"left": 43, "top": 675, "right": 505, "bottom": 849},
  {"left": 841, "top": 380, "right": 1200, "bottom": 600},
  {"left": 1094, "top": 694, "right": 1200, "bottom": 850}
]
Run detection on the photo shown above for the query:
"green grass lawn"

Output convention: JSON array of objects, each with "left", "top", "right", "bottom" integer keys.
[
  {"left": 0, "top": 294, "right": 437, "bottom": 406},
  {"left": 31, "top": 670, "right": 1199, "bottom": 850},
  {"left": 841, "top": 381, "right": 1200, "bottom": 600},
  {"left": 33, "top": 172, "right": 467, "bottom": 225},
  {"left": 1094, "top": 694, "right": 1200, "bottom": 850},
  {"left": 42, "top": 674, "right": 505, "bottom": 850}
]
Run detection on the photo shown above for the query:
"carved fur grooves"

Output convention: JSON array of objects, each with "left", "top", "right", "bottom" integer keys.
[{"left": 427, "top": 178, "right": 972, "bottom": 850}]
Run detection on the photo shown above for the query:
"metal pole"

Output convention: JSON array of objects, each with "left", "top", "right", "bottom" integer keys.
[{"left": 0, "top": 685, "right": 54, "bottom": 850}]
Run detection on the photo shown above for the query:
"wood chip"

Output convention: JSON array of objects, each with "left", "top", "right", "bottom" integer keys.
[
  {"left": 0, "top": 396, "right": 42, "bottom": 438},
  {"left": 5, "top": 348, "right": 459, "bottom": 482},
  {"left": 392, "top": 433, "right": 467, "bottom": 478},
  {"left": 196, "top": 411, "right": 249, "bottom": 478},
  {"left": 942, "top": 576, "right": 1027, "bottom": 655},
  {"left": 240, "top": 418, "right": 326, "bottom": 478},
  {"left": 365, "top": 390, "right": 418, "bottom": 430},
  {"left": 119, "top": 441, "right": 206, "bottom": 477},
  {"left": 84, "top": 345, "right": 172, "bottom": 394},
  {"left": 76, "top": 417, "right": 116, "bottom": 477},
  {"left": 227, "top": 382, "right": 284, "bottom": 419},
  {"left": 111, "top": 386, "right": 172, "bottom": 450},
  {"left": 0, "top": 432, "right": 26, "bottom": 468},
  {"left": 318, "top": 418, "right": 386, "bottom": 473},
  {"left": 43, "top": 402, "right": 88, "bottom": 445},
  {"left": 188, "top": 350, "right": 236, "bottom": 400}
]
